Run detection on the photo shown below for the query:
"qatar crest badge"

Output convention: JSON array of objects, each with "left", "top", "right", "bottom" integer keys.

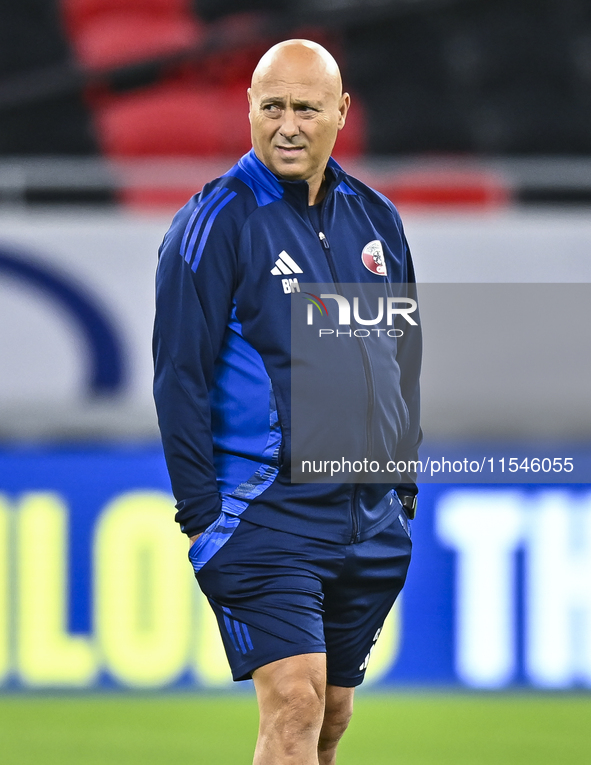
[{"left": 361, "top": 240, "right": 387, "bottom": 276}]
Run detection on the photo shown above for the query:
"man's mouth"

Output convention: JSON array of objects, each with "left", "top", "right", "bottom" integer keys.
[{"left": 275, "top": 145, "right": 305, "bottom": 155}]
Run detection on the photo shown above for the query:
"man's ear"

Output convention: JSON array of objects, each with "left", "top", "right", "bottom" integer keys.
[
  {"left": 338, "top": 92, "right": 351, "bottom": 130},
  {"left": 247, "top": 87, "right": 253, "bottom": 123}
]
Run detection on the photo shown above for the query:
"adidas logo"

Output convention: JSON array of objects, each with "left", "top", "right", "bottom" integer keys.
[{"left": 270, "top": 251, "right": 303, "bottom": 276}]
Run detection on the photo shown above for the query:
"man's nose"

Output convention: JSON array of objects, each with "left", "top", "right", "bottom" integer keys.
[{"left": 280, "top": 109, "right": 300, "bottom": 138}]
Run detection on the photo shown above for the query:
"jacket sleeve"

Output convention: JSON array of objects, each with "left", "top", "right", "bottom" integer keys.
[{"left": 153, "top": 188, "right": 240, "bottom": 537}]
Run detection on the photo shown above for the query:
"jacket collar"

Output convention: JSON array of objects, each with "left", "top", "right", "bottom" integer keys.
[{"left": 237, "top": 149, "right": 347, "bottom": 210}]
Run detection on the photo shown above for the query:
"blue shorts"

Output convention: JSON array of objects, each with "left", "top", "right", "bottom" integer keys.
[{"left": 188, "top": 507, "right": 412, "bottom": 687}]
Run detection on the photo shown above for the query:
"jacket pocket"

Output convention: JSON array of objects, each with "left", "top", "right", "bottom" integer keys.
[{"left": 187, "top": 510, "right": 240, "bottom": 576}]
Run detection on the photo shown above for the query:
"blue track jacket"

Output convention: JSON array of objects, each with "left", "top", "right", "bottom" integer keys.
[{"left": 153, "top": 149, "right": 421, "bottom": 543}]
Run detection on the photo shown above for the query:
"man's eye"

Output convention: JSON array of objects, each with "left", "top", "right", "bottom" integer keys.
[{"left": 263, "top": 104, "right": 281, "bottom": 113}]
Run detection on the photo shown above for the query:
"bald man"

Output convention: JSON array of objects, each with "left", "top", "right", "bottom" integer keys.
[{"left": 154, "top": 40, "right": 421, "bottom": 764}]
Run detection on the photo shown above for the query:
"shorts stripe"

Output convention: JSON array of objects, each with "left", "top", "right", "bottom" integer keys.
[
  {"left": 242, "top": 623, "right": 254, "bottom": 651},
  {"left": 222, "top": 609, "right": 241, "bottom": 653},
  {"left": 222, "top": 606, "right": 253, "bottom": 655}
]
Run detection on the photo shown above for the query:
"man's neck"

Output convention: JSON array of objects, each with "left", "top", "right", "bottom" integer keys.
[{"left": 307, "top": 170, "right": 328, "bottom": 206}]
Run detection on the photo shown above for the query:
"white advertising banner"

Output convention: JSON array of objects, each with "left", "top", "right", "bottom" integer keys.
[
  {"left": 1, "top": 208, "right": 591, "bottom": 440},
  {"left": 0, "top": 210, "right": 170, "bottom": 439}
]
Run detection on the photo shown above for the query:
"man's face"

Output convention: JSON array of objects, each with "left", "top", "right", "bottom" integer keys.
[{"left": 248, "top": 68, "right": 349, "bottom": 186}]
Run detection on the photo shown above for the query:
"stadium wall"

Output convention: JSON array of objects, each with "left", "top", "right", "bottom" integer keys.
[{"left": 2, "top": 208, "right": 591, "bottom": 439}]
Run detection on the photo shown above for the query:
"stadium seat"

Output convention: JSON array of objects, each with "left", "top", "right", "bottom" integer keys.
[
  {"left": 375, "top": 169, "right": 510, "bottom": 208},
  {"left": 94, "top": 84, "right": 251, "bottom": 156},
  {"left": 69, "top": 13, "right": 203, "bottom": 69},
  {"left": 95, "top": 81, "right": 368, "bottom": 158},
  {"left": 332, "top": 98, "right": 366, "bottom": 157},
  {"left": 61, "top": 0, "right": 194, "bottom": 37}
]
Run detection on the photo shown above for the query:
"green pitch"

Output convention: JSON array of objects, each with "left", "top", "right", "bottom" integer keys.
[{"left": 0, "top": 692, "right": 589, "bottom": 764}]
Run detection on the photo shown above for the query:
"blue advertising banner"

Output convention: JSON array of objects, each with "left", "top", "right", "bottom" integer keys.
[{"left": 1, "top": 446, "right": 590, "bottom": 690}]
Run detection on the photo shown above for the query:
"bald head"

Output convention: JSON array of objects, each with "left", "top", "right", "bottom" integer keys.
[
  {"left": 251, "top": 39, "right": 343, "bottom": 100},
  {"left": 248, "top": 39, "right": 350, "bottom": 203}
]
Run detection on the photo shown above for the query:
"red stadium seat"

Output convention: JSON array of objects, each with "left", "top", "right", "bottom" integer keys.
[
  {"left": 61, "top": 0, "right": 194, "bottom": 37},
  {"left": 332, "top": 97, "right": 366, "bottom": 157},
  {"left": 94, "top": 84, "right": 251, "bottom": 156},
  {"left": 59, "top": 0, "right": 367, "bottom": 208},
  {"left": 374, "top": 169, "right": 510, "bottom": 208},
  {"left": 95, "top": 82, "right": 368, "bottom": 158},
  {"left": 71, "top": 13, "right": 203, "bottom": 69}
]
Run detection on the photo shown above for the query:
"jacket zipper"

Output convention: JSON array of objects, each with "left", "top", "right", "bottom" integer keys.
[{"left": 314, "top": 215, "right": 374, "bottom": 544}]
